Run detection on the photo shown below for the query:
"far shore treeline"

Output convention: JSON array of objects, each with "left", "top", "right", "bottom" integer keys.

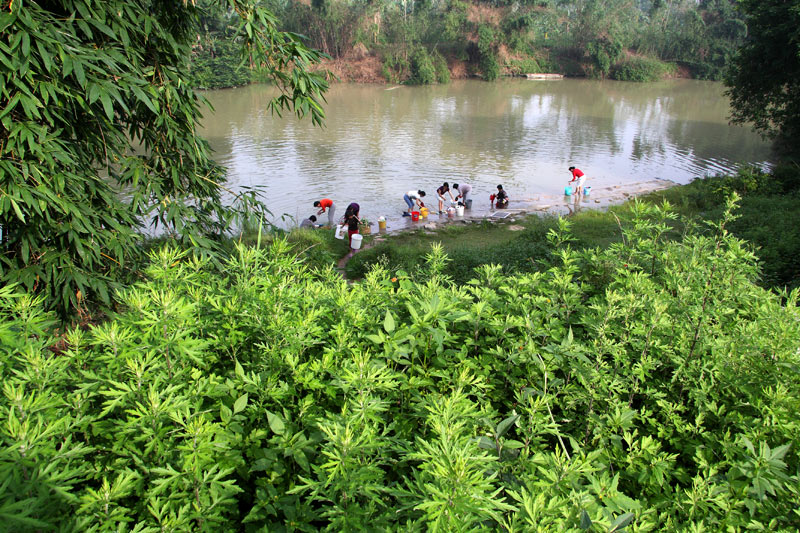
[
  {"left": 2, "top": 0, "right": 800, "bottom": 531},
  {"left": 190, "top": 0, "right": 747, "bottom": 88}
]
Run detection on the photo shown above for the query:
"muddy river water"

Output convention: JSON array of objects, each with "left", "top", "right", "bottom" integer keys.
[{"left": 199, "top": 78, "right": 773, "bottom": 231}]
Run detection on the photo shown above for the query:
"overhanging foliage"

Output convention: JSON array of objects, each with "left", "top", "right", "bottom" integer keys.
[{"left": 0, "top": 0, "right": 329, "bottom": 315}]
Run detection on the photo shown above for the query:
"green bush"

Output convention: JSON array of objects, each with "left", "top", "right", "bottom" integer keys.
[
  {"left": 3, "top": 199, "right": 800, "bottom": 530},
  {"left": 477, "top": 25, "right": 500, "bottom": 81},
  {"left": 190, "top": 39, "right": 252, "bottom": 89},
  {"left": 381, "top": 53, "right": 409, "bottom": 83},
  {"left": 432, "top": 51, "right": 451, "bottom": 84},
  {"left": 409, "top": 48, "right": 437, "bottom": 85},
  {"left": 506, "top": 57, "right": 542, "bottom": 76},
  {"left": 612, "top": 56, "right": 676, "bottom": 82}
]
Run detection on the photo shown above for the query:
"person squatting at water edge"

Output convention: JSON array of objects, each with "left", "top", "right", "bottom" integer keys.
[
  {"left": 436, "top": 182, "right": 455, "bottom": 214},
  {"left": 569, "top": 166, "right": 586, "bottom": 194},
  {"left": 403, "top": 190, "right": 426, "bottom": 216},
  {"left": 491, "top": 185, "right": 509, "bottom": 208},
  {"left": 314, "top": 198, "right": 336, "bottom": 227},
  {"left": 300, "top": 215, "right": 317, "bottom": 228},
  {"left": 452, "top": 183, "right": 472, "bottom": 207}
]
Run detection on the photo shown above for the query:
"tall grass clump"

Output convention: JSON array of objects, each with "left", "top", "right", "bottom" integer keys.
[{"left": 612, "top": 56, "right": 676, "bottom": 82}]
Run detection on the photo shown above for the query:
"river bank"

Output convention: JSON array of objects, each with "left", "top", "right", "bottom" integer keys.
[
  {"left": 335, "top": 169, "right": 800, "bottom": 292},
  {"left": 372, "top": 177, "right": 676, "bottom": 236}
]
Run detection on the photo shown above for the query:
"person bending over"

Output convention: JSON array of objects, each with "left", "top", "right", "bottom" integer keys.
[
  {"left": 403, "top": 190, "right": 426, "bottom": 216},
  {"left": 313, "top": 198, "right": 336, "bottom": 227},
  {"left": 436, "top": 182, "right": 455, "bottom": 214},
  {"left": 453, "top": 183, "right": 472, "bottom": 207},
  {"left": 568, "top": 166, "right": 586, "bottom": 195}
]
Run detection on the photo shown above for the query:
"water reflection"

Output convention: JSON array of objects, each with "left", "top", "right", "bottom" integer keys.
[{"left": 199, "top": 79, "right": 773, "bottom": 230}]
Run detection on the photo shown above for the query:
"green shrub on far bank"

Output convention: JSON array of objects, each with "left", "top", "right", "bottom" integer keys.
[
  {"left": 409, "top": 48, "right": 437, "bottom": 85},
  {"left": 433, "top": 51, "right": 451, "bottom": 84},
  {"left": 505, "top": 58, "right": 541, "bottom": 76},
  {"left": 612, "top": 56, "right": 676, "bottom": 82},
  {"left": 382, "top": 53, "right": 409, "bottom": 83},
  {"left": 190, "top": 39, "right": 252, "bottom": 89}
]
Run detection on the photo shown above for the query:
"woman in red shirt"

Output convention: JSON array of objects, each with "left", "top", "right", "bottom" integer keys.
[{"left": 569, "top": 166, "right": 586, "bottom": 194}]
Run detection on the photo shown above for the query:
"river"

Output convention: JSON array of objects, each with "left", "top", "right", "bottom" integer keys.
[{"left": 199, "top": 79, "right": 773, "bottom": 230}]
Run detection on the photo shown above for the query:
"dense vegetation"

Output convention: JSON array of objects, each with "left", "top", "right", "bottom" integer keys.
[
  {"left": 3, "top": 0, "right": 800, "bottom": 530},
  {"left": 190, "top": 0, "right": 748, "bottom": 87},
  {"left": 0, "top": 0, "right": 329, "bottom": 316},
  {"left": 3, "top": 198, "right": 800, "bottom": 530}
]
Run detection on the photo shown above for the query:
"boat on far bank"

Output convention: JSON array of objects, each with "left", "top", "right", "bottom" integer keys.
[{"left": 525, "top": 73, "right": 564, "bottom": 80}]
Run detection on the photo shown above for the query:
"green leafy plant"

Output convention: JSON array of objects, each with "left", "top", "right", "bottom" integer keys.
[
  {"left": 0, "top": 0, "right": 329, "bottom": 316},
  {"left": 3, "top": 199, "right": 800, "bottom": 530}
]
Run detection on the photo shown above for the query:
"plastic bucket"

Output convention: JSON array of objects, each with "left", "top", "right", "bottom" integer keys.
[
  {"left": 465, "top": 199, "right": 473, "bottom": 209},
  {"left": 583, "top": 186, "right": 591, "bottom": 195},
  {"left": 378, "top": 220, "right": 386, "bottom": 230},
  {"left": 455, "top": 205, "right": 465, "bottom": 216},
  {"left": 350, "top": 233, "right": 363, "bottom": 250},
  {"left": 564, "top": 186, "right": 573, "bottom": 196},
  {"left": 411, "top": 211, "right": 420, "bottom": 221},
  {"left": 420, "top": 207, "right": 429, "bottom": 218}
]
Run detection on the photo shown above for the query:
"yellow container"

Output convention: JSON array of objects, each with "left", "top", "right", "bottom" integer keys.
[
  {"left": 420, "top": 207, "right": 429, "bottom": 218},
  {"left": 378, "top": 220, "right": 386, "bottom": 230}
]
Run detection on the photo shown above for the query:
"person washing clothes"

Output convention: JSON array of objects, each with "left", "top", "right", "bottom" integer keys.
[
  {"left": 343, "top": 203, "right": 361, "bottom": 247},
  {"left": 403, "top": 190, "right": 426, "bottom": 216},
  {"left": 300, "top": 215, "right": 317, "bottom": 228},
  {"left": 436, "top": 182, "right": 455, "bottom": 214},
  {"left": 452, "top": 183, "right": 472, "bottom": 207},
  {"left": 492, "top": 184, "right": 509, "bottom": 208},
  {"left": 568, "top": 166, "right": 586, "bottom": 195},
  {"left": 313, "top": 198, "right": 336, "bottom": 227}
]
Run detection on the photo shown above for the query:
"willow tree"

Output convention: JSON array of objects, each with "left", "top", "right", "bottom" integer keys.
[{"left": 0, "top": 0, "right": 329, "bottom": 315}]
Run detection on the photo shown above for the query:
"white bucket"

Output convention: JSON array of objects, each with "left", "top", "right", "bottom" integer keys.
[
  {"left": 455, "top": 205, "right": 465, "bottom": 216},
  {"left": 350, "top": 233, "right": 363, "bottom": 250}
]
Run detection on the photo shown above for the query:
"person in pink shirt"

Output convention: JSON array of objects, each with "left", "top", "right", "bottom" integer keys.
[{"left": 569, "top": 166, "right": 586, "bottom": 194}]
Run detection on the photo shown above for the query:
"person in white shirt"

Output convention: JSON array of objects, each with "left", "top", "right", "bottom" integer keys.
[{"left": 403, "top": 190, "right": 427, "bottom": 216}]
